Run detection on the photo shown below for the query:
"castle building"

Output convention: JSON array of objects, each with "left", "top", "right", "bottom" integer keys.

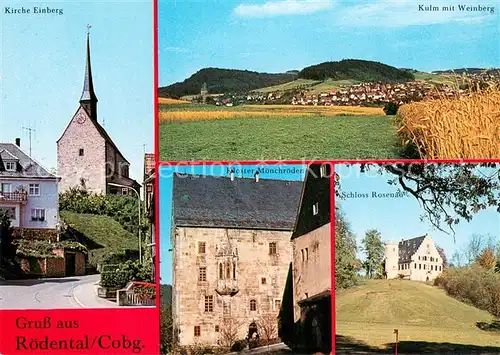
[
  {"left": 57, "top": 31, "right": 140, "bottom": 195},
  {"left": 171, "top": 173, "right": 303, "bottom": 346},
  {"left": 384, "top": 234, "right": 444, "bottom": 282}
]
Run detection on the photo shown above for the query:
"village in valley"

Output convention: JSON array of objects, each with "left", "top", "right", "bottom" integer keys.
[{"left": 0, "top": 31, "right": 155, "bottom": 309}]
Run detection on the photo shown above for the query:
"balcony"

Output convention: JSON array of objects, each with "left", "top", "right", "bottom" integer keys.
[
  {"left": 0, "top": 192, "right": 27, "bottom": 204},
  {"left": 215, "top": 279, "right": 239, "bottom": 297}
]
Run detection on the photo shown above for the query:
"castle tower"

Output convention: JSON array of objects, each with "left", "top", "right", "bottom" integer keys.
[{"left": 384, "top": 241, "right": 399, "bottom": 279}]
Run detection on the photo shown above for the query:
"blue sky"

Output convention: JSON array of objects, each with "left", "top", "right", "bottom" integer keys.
[
  {"left": 1, "top": 0, "right": 153, "bottom": 183},
  {"left": 159, "top": 0, "right": 499, "bottom": 86},
  {"left": 335, "top": 164, "right": 499, "bottom": 262},
  {"left": 159, "top": 163, "right": 306, "bottom": 284}
]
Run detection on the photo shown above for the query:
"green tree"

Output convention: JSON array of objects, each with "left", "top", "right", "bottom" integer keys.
[
  {"left": 337, "top": 163, "right": 499, "bottom": 237},
  {"left": 362, "top": 229, "right": 385, "bottom": 279},
  {"left": 335, "top": 207, "right": 358, "bottom": 289}
]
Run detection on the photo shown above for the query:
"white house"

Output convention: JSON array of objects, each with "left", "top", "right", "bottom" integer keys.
[
  {"left": 0, "top": 140, "right": 60, "bottom": 231},
  {"left": 385, "top": 234, "right": 444, "bottom": 282}
]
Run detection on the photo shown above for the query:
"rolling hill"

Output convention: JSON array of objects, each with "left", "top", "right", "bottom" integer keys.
[
  {"left": 299, "top": 59, "right": 415, "bottom": 82},
  {"left": 158, "top": 68, "right": 298, "bottom": 98},
  {"left": 336, "top": 280, "right": 500, "bottom": 353},
  {"left": 158, "top": 60, "right": 416, "bottom": 98}
]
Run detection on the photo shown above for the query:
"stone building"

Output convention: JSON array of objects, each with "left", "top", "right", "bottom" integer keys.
[
  {"left": 57, "top": 32, "right": 140, "bottom": 196},
  {"left": 171, "top": 173, "right": 303, "bottom": 346},
  {"left": 280, "top": 164, "right": 332, "bottom": 354},
  {"left": 385, "top": 234, "right": 444, "bottom": 282}
]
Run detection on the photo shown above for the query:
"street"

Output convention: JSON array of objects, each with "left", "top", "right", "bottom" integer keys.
[{"left": 0, "top": 274, "right": 118, "bottom": 309}]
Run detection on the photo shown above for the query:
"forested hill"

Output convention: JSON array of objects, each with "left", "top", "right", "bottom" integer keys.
[
  {"left": 158, "top": 68, "right": 297, "bottom": 98},
  {"left": 298, "top": 59, "right": 415, "bottom": 82}
]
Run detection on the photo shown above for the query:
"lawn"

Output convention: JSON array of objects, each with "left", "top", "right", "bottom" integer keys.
[
  {"left": 336, "top": 280, "right": 500, "bottom": 354},
  {"left": 61, "top": 211, "right": 138, "bottom": 267},
  {"left": 159, "top": 114, "right": 401, "bottom": 161}
]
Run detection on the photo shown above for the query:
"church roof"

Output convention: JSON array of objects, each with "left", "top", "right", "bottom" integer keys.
[
  {"left": 398, "top": 235, "right": 427, "bottom": 263},
  {"left": 0, "top": 143, "right": 57, "bottom": 179},
  {"left": 172, "top": 174, "right": 303, "bottom": 230},
  {"left": 80, "top": 32, "right": 98, "bottom": 103}
]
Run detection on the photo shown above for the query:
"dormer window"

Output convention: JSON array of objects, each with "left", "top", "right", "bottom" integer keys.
[{"left": 5, "top": 162, "right": 16, "bottom": 171}]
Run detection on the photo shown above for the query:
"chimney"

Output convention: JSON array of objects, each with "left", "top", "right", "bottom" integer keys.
[
  {"left": 15, "top": 138, "right": 20, "bottom": 147},
  {"left": 254, "top": 171, "right": 259, "bottom": 182},
  {"left": 230, "top": 169, "right": 235, "bottom": 181}
]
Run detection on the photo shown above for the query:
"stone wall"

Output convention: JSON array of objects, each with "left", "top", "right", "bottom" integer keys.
[
  {"left": 292, "top": 223, "right": 331, "bottom": 322},
  {"left": 173, "top": 226, "right": 293, "bottom": 346},
  {"left": 57, "top": 107, "right": 106, "bottom": 194},
  {"left": 46, "top": 257, "right": 66, "bottom": 277},
  {"left": 75, "top": 252, "right": 86, "bottom": 276}
]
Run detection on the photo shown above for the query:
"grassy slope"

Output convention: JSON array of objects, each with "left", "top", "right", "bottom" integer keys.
[
  {"left": 61, "top": 211, "right": 138, "bottom": 253},
  {"left": 336, "top": 280, "right": 500, "bottom": 351},
  {"left": 159, "top": 115, "right": 400, "bottom": 161}
]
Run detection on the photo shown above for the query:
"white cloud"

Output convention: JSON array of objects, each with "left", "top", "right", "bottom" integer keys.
[
  {"left": 337, "top": 0, "right": 495, "bottom": 28},
  {"left": 234, "top": 0, "right": 334, "bottom": 18}
]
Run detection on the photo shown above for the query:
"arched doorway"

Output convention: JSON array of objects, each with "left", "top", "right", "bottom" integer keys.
[
  {"left": 305, "top": 310, "right": 323, "bottom": 352},
  {"left": 311, "top": 316, "right": 322, "bottom": 349},
  {"left": 248, "top": 322, "right": 258, "bottom": 340}
]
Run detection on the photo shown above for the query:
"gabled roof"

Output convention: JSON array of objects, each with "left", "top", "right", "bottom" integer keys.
[
  {"left": 172, "top": 174, "right": 303, "bottom": 230},
  {"left": 0, "top": 149, "right": 19, "bottom": 161},
  {"left": 0, "top": 143, "right": 57, "bottom": 179},
  {"left": 398, "top": 235, "right": 427, "bottom": 263},
  {"left": 57, "top": 106, "right": 130, "bottom": 165}
]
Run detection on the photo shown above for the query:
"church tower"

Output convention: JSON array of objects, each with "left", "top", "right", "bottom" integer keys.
[
  {"left": 80, "top": 29, "right": 98, "bottom": 121},
  {"left": 57, "top": 27, "right": 140, "bottom": 196}
]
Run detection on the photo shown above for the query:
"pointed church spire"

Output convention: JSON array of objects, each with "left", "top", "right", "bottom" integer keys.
[{"left": 80, "top": 24, "right": 98, "bottom": 121}]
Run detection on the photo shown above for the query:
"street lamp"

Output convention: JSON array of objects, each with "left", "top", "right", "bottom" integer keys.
[{"left": 108, "top": 183, "right": 142, "bottom": 263}]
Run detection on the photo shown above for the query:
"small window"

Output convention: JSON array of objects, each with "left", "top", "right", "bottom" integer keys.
[
  {"left": 233, "top": 263, "right": 236, "bottom": 280},
  {"left": 28, "top": 184, "right": 40, "bottom": 196},
  {"left": 215, "top": 325, "right": 219, "bottom": 332},
  {"left": 269, "top": 242, "right": 277, "bottom": 255},
  {"left": 5, "top": 162, "right": 16, "bottom": 171},
  {"left": 312, "top": 202, "right": 319, "bottom": 216},
  {"left": 199, "top": 267, "right": 207, "bottom": 282},
  {"left": 439, "top": 266, "right": 442, "bottom": 271},
  {"left": 320, "top": 164, "right": 328, "bottom": 178},
  {"left": 198, "top": 242, "right": 206, "bottom": 254},
  {"left": 431, "top": 265, "right": 434, "bottom": 271},
  {"left": 194, "top": 326, "right": 201, "bottom": 337},
  {"left": 414, "top": 263, "right": 416, "bottom": 269},
  {"left": 250, "top": 299, "right": 257, "bottom": 311},
  {"left": 301, "top": 249, "right": 304, "bottom": 261},
  {"left": 31, "top": 209, "right": 45, "bottom": 222},
  {"left": 219, "top": 263, "right": 223, "bottom": 279},
  {"left": 1, "top": 183, "right": 12, "bottom": 193},
  {"left": 79, "top": 148, "right": 84, "bottom": 156},
  {"left": 305, "top": 248, "right": 309, "bottom": 261},
  {"left": 424, "top": 265, "right": 426, "bottom": 270},
  {"left": 261, "top": 277, "right": 266, "bottom": 285},
  {"left": 121, "top": 188, "right": 128, "bottom": 195},
  {"left": 419, "top": 264, "right": 421, "bottom": 269},
  {"left": 274, "top": 299, "right": 281, "bottom": 311},
  {"left": 204, "top": 295, "right": 214, "bottom": 312}
]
